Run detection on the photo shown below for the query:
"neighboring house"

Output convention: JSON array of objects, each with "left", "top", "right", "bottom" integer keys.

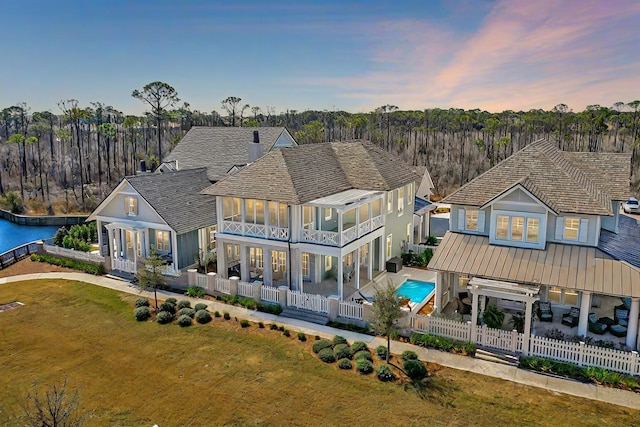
[
  {"left": 412, "top": 166, "right": 436, "bottom": 243},
  {"left": 428, "top": 138, "right": 640, "bottom": 350},
  {"left": 87, "top": 168, "right": 217, "bottom": 276},
  {"left": 202, "top": 141, "right": 421, "bottom": 300}
]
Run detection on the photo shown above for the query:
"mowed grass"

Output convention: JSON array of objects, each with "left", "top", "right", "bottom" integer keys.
[{"left": 1, "top": 280, "right": 638, "bottom": 427}]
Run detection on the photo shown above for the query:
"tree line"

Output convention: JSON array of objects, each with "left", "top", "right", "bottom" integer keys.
[{"left": 1, "top": 80, "right": 638, "bottom": 214}]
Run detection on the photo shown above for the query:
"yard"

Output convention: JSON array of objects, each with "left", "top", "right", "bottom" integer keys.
[{"left": 0, "top": 279, "right": 638, "bottom": 426}]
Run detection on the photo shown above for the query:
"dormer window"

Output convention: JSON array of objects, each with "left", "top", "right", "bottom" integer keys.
[
  {"left": 124, "top": 195, "right": 137, "bottom": 216},
  {"left": 564, "top": 217, "right": 579, "bottom": 240},
  {"left": 459, "top": 208, "right": 485, "bottom": 233},
  {"left": 491, "top": 210, "right": 545, "bottom": 249},
  {"left": 466, "top": 210, "right": 478, "bottom": 231}
]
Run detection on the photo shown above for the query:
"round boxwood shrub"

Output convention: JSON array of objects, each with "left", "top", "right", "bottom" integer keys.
[
  {"left": 351, "top": 341, "right": 369, "bottom": 354},
  {"left": 318, "top": 348, "right": 336, "bottom": 363},
  {"left": 134, "top": 306, "right": 151, "bottom": 321},
  {"left": 283, "top": 329, "right": 290, "bottom": 337},
  {"left": 156, "top": 311, "right": 174, "bottom": 324},
  {"left": 356, "top": 359, "right": 373, "bottom": 374},
  {"left": 177, "top": 300, "right": 192, "bottom": 309},
  {"left": 177, "top": 308, "right": 196, "bottom": 318},
  {"left": 376, "top": 345, "right": 388, "bottom": 360},
  {"left": 223, "top": 312, "right": 231, "bottom": 320},
  {"left": 135, "top": 298, "right": 150, "bottom": 308},
  {"left": 338, "top": 358, "right": 352, "bottom": 370},
  {"left": 195, "top": 309, "right": 212, "bottom": 324},
  {"left": 332, "top": 335, "right": 348, "bottom": 345},
  {"left": 194, "top": 303, "right": 208, "bottom": 312},
  {"left": 240, "top": 319, "right": 250, "bottom": 328},
  {"left": 214, "top": 311, "right": 221, "bottom": 318},
  {"left": 269, "top": 323, "right": 278, "bottom": 330},
  {"left": 177, "top": 314, "right": 192, "bottom": 327},
  {"left": 159, "top": 302, "right": 176, "bottom": 314},
  {"left": 312, "top": 339, "right": 333, "bottom": 354},
  {"left": 334, "top": 343, "right": 352, "bottom": 360},
  {"left": 376, "top": 365, "right": 396, "bottom": 382},
  {"left": 297, "top": 332, "right": 306, "bottom": 341},
  {"left": 258, "top": 322, "right": 265, "bottom": 329},
  {"left": 354, "top": 350, "right": 373, "bottom": 362},
  {"left": 165, "top": 297, "right": 177, "bottom": 305},
  {"left": 403, "top": 360, "right": 427, "bottom": 380},
  {"left": 402, "top": 350, "right": 419, "bottom": 361}
]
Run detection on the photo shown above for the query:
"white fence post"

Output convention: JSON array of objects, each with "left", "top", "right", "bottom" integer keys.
[{"left": 229, "top": 276, "right": 239, "bottom": 296}]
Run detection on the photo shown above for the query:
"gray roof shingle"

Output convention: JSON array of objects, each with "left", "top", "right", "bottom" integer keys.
[
  {"left": 163, "top": 126, "right": 292, "bottom": 181},
  {"left": 202, "top": 141, "right": 422, "bottom": 204},
  {"left": 442, "top": 139, "right": 631, "bottom": 216},
  {"left": 127, "top": 168, "right": 216, "bottom": 234}
]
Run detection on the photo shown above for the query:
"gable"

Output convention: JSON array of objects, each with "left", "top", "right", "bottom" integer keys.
[
  {"left": 272, "top": 129, "right": 297, "bottom": 148},
  {"left": 88, "top": 181, "right": 167, "bottom": 226},
  {"left": 484, "top": 185, "right": 550, "bottom": 215}
]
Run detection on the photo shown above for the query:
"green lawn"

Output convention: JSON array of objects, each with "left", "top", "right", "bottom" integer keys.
[{"left": 0, "top": 280, "right": 638, "bottom": 426}]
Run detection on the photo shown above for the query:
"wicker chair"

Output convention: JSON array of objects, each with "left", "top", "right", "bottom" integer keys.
[
  {"left": 537, "top": 301, "right": 553, "bottom": 322},
  {"left": 561, "top": 307, "right": 580, "bottom": 327}
]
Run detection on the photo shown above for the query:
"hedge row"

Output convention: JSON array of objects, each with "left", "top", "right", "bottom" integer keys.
[
  {"left": 30, "top": 253, "right": 104, "bottom": 275},
  {"left": 410, "top": 332, "right": 476, "bottom": 356}
]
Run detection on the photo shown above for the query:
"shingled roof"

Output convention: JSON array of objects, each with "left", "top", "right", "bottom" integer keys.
[
  {"left": 202, "top": 141, "right": 422, "bottom": 205},
  {"left": 163, "top": 127, "right": 293, "bottom": 182},
  {"left": 443, "top": 139, "right": 630, "bottom": 216},
  {"left": 127, "top": 168, "right": 216, "bottom": 234}
]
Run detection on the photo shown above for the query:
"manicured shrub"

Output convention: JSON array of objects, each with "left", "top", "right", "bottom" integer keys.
[
  {"left": 258, "top": 322, "right": 265, "bottom": 329},
  {"left": 318, "top": 348, "right": 336, "bottom": 363},
  {"left": 402, "top": 350, "right": 419, "bottom": 361},
  {"left": 257, "top": 302, "right": 283, "bottom": 315},
  {"left": 177, "top": 300, "right": 192, "bottom": 309},
  {"left": 376, "top": 345, "right": 388, "bottom": 360},
  {"left": 403, "top": 360, "right": 427, "bottom": 380},
  {"left": 29, "top": 254, "right": 103, "bottom": 275},
  {"left": 334, "top": 343, "right": 352, "bottom": 360},
  {"left": 332, "top": 335, "right": 348, "bottom": 345},
  {"left": 177, "top": 308, "right": 195, "bottom": 318},
  {"left": 195, "top": 310, "right": 212, "bottom": 324},
  {"left": 165, "top": 297, "right": 178, "bottom": 306},
  {"left": 186, "top": 285, "right": 205, "bottom": 298},
  {"left": 240, "top": 319, "right": 250, "bottom": 328},
  {"left": 278, "top": 325, "right": 285, "bottom": 332},
  {"left": 376, "top": 365, "right": 396, "bottom": 382},
  {"left": 351, "top": 341, "right": 368, "bottom": 354},
  {"left": 223, "top": 312, "right": 230, "bottom": 320},
  {"left": 156, "top": 311, "right": 173, "bottom": 324},
  {"left": 356, "top": 359, "right": 373, "bottom": 374},
  {"left": 135, "top": 298, "right": 150, "bottom": 308},
  {"left": 194, "top": 303, "right": 208, "bottom": 312},
  {"left": 283, "top": 329, "right": 290, "bottom": 337},
  {"left": 134, "top": 306, "right": 151, "bottom": 321},
  {"left": 354, "top": 351, "right": 372, "bottom": 362},
  {"left": 214, "top": 311, "right": 221, "bottom": 318},
  {"left": 177, "top": 314, "right": 192, "bottom": 327},
  {"left": 315, "top": 335, "right": 321, "bottom": 341},
  {"left": 159, "top": 302, "right": 176, "bottom": 314},
  {"left": 297, "top": 332, "right": 306, "bottom": 341},
  {"left": 312, "top": 339, "right": 333, "bottom": 354},
  {"left": 338, "top": 358, "right": 352, "bottom": 370},
  {"left": 269, "top": 323, "right": 278, "bottom": 330}
]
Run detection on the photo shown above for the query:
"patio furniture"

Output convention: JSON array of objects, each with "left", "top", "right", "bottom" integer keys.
[
  {"left": 610, "top": 324, "right": 628, "bottom": 337},
  {"left": 561, "top": 307, "right": 580, "bottom": 327},
  {"left": 598, "top": 316, "right": 615, "bottom": 327},
  {"left": 537, "top": 301, "right": 553, "bottom": 322},
  {"left": 588, "top": 313, "right": 607, "bottom": 335},
  {"left": 458, "top": 291, "right": 471, "bottom": 315},
  {"left": 614, "top": 306, "right": 630, "bottom": 327}
]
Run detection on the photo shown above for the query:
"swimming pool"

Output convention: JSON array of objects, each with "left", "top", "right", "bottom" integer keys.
[{"left": 397, "top": 280, "right": 435, "bottom": 304}]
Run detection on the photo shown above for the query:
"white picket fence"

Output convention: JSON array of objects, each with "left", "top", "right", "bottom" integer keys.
[
  {"left": 215, "top": 277, "right": 231, "bottom": 294},
  {"left": 338, "top": 301, "right": 364, "bottom": 320},
  {"left": 404, "top": 243, "right": 438, "bottom": 254},
  {"left": 196, "top": 273, "right": 208, "bottom": 288},
  {"left": 260, "top": 286, "right": 280, "bottom": 303},
  {"left": 287, "top": 290, "right": 329, "bottom": 314},
  {"left": 237, "top": 281, "right": 255, "bottom": 298},
  {"left": 111, "top": 257, "right": 136, "bottom": 273},
  {"left": 43, "top": 244, "right": 104, "bottom": 264},
  {"left": 411, "top": 314, "right": 640, "bottom": 376}
]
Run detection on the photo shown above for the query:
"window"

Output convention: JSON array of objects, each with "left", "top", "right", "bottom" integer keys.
[
  {"left": 372, "top": 198, "right": 382, "bottom": 217},
  {"left": 325, "top": 208, "right": 332, "bottom": 221},
  {"left": 156, "top": 230, "right": 170, "bottom": 253},
  {"left": 465, "top": 210, "right": 478, "bottom": 231},
  {"left": 303, "top": 206, "right": 315, "bottom": 228},
  {"left": 278, "top": 251, "right": 286, "bottom": 272},
  {"left": 564, "top": 217, "right": 579, "bottom": 240},
  {"left": 302, "top": 253, "right": 310, "bottom": 276},
  {"left": 249, "top": 247, "right": 263, "bottom": 269},
  {"left": 268, "top": 202, "right": 288, "bottom": 227},
  {"left": 386, "top": 234, "right": 392, "bottom": 259},
  {"left": 245, "top": 199, "right": 265, "bottom": 225},
  {"left": 511, "top": 217, "right": 524, "bottom": 241},
  {"left": 223, "top": 197, "right": 241, "bottom": 222},
  {"left": 387, "top": 191, "right": 393, "bottom": 213},
  {"left": 271, "top": 250, "right": 286, "bottom": 272},
  {"left": 407, "top": 183, "right": 413, "bottom": 205},
  {"left": 492, "top": 211, "right": 545, "bottom": 248},
  {"left": 548, "top": 286, "right": 578, "bottom": 305},
  {"left": 325, "top": 255, "right": 332, "bottom": 271},
  {"left": 406, "top": 223, "right": 411, "bottom": 243},
  {"left": 526, "top": 218, "right": 539, "bottom": 243},
  {"left": 397, "top": 187, "right": 404, "bottom": 215},
  {"left": 496, "top": 215, "right": 509, "bottom": 239},
  {"left": 124, "top": 195, "right": 137, "bottom": 216}
]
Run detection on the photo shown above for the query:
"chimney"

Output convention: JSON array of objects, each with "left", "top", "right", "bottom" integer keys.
[
  {"left": 248, "top": 130, "right": 264, "bottom": 163},
  {"left": 139, "top": 160, "right": 147, "bottom": 173}
]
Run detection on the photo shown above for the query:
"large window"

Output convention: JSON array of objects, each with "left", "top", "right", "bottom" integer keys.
[
  {"left": 156, "top": 230, "right": 170, "bottom": 253},
  {"left": 372, "top": 198, "right": 382, "bottom": 217},
  {"left": 245, "top": 199, "right": 265, "bottom": 225},
  {"left": 302, "top": 253, "right": 310, "bottom": 276},
  {"left": 268, "top": 201, "right": 288, "bottom": 227},
  {"left": 124, "top": 195, "right": 137, "bottom": 216},
  {"left": 223, "top": 197, "right": 241, "bottom": 222},
  {"left": 386, "top": 234, "right": 392, "bottom": 259},
  {"left": 249, "top": 247, "right": 263, "bottom": 270},
  {"left": 564, "top": 217, "right": 579, "bottom": 240},
  {"left": 303, "top": 206, "right": 315, "bottom": 229},
  {"left": 511, "top": 216, "right": 524, "bottom": 241},
  {"left": 496, "top": 215, "right": 509, "bottom": 239},
  {"left": 387, "top": 191, "right": 393, "bottom": 213},
  {"left": 526, "top": 218, "right": 539, "bottom": 242},
  {"left": 466, "top": 210, "right": 478, "bottom": 231},
  {"left": 548, "top": 286, "right": 578, "bottom": 306},
  {"left": 407, "top": 183, "right": 413, "bottom": 205},
  {"left": 493, "top": 212, "right": 543, "bottom": 247},
  {"left": 397, "top": 187, "right": 404, "bottom": 215},
  {"left": 406, "top": 223, "right": 411, "bottom": 243},
  {"left": 271, "top": 250, "right": 286, "bottom": 272}
]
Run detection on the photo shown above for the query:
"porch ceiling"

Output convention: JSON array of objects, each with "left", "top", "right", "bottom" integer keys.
[
  {"left": 104, "top": 221, "right": 147, "bottom": 231},
  {"left": 307, "top": 189, "right": 380, "bottom": 208},
  {"left": 429, "top": 232, "right": 640, "bottom": 298}
]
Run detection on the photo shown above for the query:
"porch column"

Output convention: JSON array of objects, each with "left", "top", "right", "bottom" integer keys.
[
  {"left": 263, "top": 250, "right": 273, "bottom": 285},
  {"left": 434, "top": 272, "right": 443, "bottom": 314},
  {"left": 480, "top": 293, "right": 487, "bottom": 313},
  {"left": 240, "top": 244, "right": 250, "bottom": 281},
  {"left": 217, "top": 240, "right": 227, "bottom": 278},
  {"left": 115, "top": 229, "right": 122, "bottom": 259},
  {"left": 337, "top": 255, "right": 344, "bottom": 300},
  {"left": 627, "top": 297, "right": 640, "bottom": 349},
  {"left": 96, "top": 220, "right": 103, "bottom": 255},
  {"left": 133, "top": 231, "right": 138, "bottom": 265},
  {"left": 522, "top": 296, "right": 536, "bottom": 356},
  {"left": 578, "top": 291, "right": 591, "bottom": 337},
  {"left": 171, "top": 231, "right": 178, "bottom": 271},
  {"left": 470, "top": 287, "right": 479, "bottom": 343},
  {"left": 354, "top": 249, "right": 360, "bottom": 289},
  {"left": 107, "top": 228, "right": 114, "bottom": 259}
]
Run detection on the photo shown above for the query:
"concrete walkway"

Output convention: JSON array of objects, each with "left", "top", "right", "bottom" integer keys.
[{"left": 2, "top": 272, "right": 640, "bottom": 410}]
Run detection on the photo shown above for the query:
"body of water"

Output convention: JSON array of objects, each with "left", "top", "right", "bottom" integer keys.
[{"left": 0, "top": 217, "right": 59, "bottom": 253}]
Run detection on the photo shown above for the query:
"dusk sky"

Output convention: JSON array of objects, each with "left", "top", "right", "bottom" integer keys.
[{"left": 1, "top": 0, "right": 639, "bottom": 115}]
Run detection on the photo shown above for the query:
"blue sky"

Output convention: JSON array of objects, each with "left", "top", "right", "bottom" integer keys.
[{"left": 1, "top": 0, "right": 638, "bottom": 115}]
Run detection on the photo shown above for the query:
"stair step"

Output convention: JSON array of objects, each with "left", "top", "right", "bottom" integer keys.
[
  {"left": 475, "top": 348, "right": 519, "bottom": 365},
  {"left": 280, "top": 307, "right": 328, "bottom": 325}
]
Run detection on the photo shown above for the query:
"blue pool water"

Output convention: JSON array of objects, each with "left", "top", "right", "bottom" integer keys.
[
  {"left": 397, "top": 280, "right": 436, "bottom": 304},
  {"left": 0, "top": 218, "right": 58, "bottom": 253}
]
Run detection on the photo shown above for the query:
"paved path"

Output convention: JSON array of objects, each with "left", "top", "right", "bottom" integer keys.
[{"left": 2, "top": 272, "right": 640, "bottom": 410}]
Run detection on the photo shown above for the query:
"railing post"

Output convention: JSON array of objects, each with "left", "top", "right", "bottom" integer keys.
[
  {"left": 511, "top": 329, "right": 518, "bottom": 353},
  {"left": 328, "top": 296, "right": 339, "bottom": 322},
  {"left": 466, "top": 321, "right": 472, "bottom": 342},
  {"left": 206, "top": 272, "right": 217, "bottom": 295},
  {"left": 229, "top": 276, "right": 239, "bottom": 296},
  {"left": 578, "top": 341, "right": 585, "bottom": 367},
  {"left": 187, "top": 268, "right": 197, "bottom": 286},
  {"left": 632, "top": 351, "right": 639, "bottom": 376},
  {"left": 278, "top": 286, "right": 288, "bottom": 308},
  {"left": 362, "top": 301, "right": 374, "bottom": 323},
  {"left": 251, "top": 283, "right": 261, "bottom": 303}
]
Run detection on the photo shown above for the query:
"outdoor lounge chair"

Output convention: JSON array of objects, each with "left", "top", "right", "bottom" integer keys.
[
  {"left": 610, "top": 324, "right": 628, "bottom": 337},
  {"left": 561, "top": 307, "right": 580, "bottom": 327},
  {"left": 588, "top": 313, "right": 607, "bottom": 335},
  {"left": 457, "top": 291, "right": 471, "bottom": 315},
  {"left": 614, "top": 306, "right": 630, "bottom": 327},
  {"left": 537, "top": 301, "right": 553, "bottom": 322}
]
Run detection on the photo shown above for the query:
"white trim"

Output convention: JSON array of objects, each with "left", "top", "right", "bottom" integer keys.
[
  {"left": 489, "top": 209, "right": 546, "bottom": 249},
  {"left": 94, "top": 215, "right": 173, "bottom": 232},
  {"left": 480, "top": 183, "right": 557, "bottom": 215}
]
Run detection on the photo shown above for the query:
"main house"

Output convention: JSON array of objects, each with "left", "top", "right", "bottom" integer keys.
[
  {"left": 87, "top": 127, "right": 297, "bottom": 277},
  {"left": 202, "top": 141, "right": 422, "bottom": 300},
  {"left": 428, "top": 138, "right": 640, "bottom": 350}
]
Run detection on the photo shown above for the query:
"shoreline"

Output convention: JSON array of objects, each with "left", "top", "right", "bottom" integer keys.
[{"left": 0, "top": 209, "right": 87, "bottom": 227}]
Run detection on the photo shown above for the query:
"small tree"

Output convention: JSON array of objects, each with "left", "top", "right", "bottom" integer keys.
[
  {"left": 18, "top": 378, "right": 92, "bottom": 427},
  {"left": 370, "top": 281, "right": 404, "bottom": 363},
  {"left": 136, "top": 248, "right": 166, "bottom": 311}
]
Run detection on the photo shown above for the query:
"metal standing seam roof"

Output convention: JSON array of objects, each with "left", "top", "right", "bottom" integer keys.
[{"left": 428, "top": 232, "right": 640, "bottom": 298}]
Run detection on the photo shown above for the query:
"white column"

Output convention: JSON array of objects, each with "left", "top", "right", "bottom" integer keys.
[
  {"left": 240, "top": 244, "right": 250, "bottom": 281},
  {"left": 338, "top": 255, "right": 343, "bottom": 300},
  {"left": 171, "top": 231, "right": 178, "bottom": 271},
  {"left": 354, "top": 248, "right": 360, "bottom": 289},
  {"left": 627, "top": 297, "right": 640, "bottom": 349},
  {"left": 217, "top": 240, "right": 227, "bottom": 278},
  {"left": 434, "top": 272, "right": 443, "bottom": 314},
  {"left": 470, "top": 287, "right": 479, "bottom": 343},
  {"left": 133, "top": 231, "right": 138, "bottom": 265},
  {"left": 107, "top": 228, "right": 114, "bottom": 259},
  {"left": 264, "top": 250, "right": 273, "bottom": 285},
  {"left": 115, "top": 229, "right": 122, "bottom": 259},
  {"left": 480, "top": 293, "right": 487, "bottom": 313},
  {"left": 523, "top": 297, "right": 535, "bottom": 356},
  {"left": 578, "top": 291, "right": 591, "bottom": 337},
  {"left": 96, "top": 220, "right": 103, "bottom": 255}
]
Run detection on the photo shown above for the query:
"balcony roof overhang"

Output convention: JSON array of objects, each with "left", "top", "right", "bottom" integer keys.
[{"left": 306, "top": 189, "right": 382, "bottom": 209}]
